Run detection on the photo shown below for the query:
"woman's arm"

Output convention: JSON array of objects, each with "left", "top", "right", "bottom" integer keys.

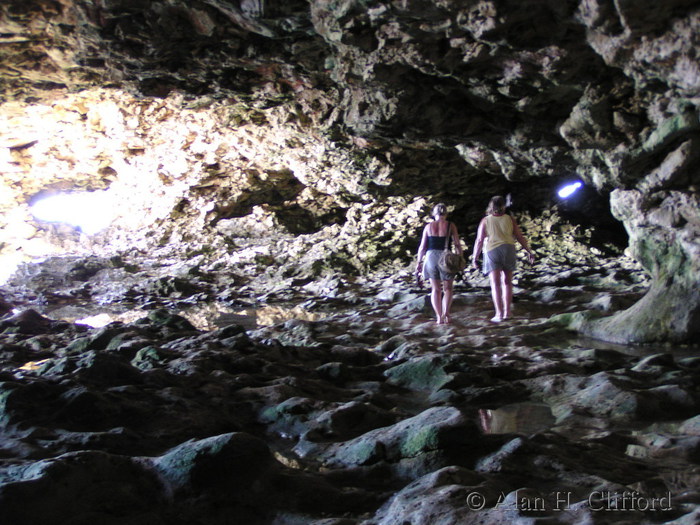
[
  {"left": 450, "top": 222, "right": 463, "bottom": 254},
  {"left": 471, "top": 218, "right": 486, "bottom": 268},
  {"left": 416, "top": 225, "right": 429, "bottom": 273},
  {"left": 512, "top": 217, "right": 535, "bottom": 264}
]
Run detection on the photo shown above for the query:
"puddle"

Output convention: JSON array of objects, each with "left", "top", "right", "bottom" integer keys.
[
  {"left": 44, "top": 302, "right": 324, "bottom": 331},
  {"left": 196, "top": 304, "right": 324, "bottom": 331},
  {"left": 479, "top": 402, "right": 556, "bottom": 435},
  {"left": 43, "top": 304, "right": 151, "bottom": 327},
  {"left": 569, "top": 336, "right": 700, "bottom": 361},
  {"left": 17, "top": 359, "right": 52, "bottom": 372}
]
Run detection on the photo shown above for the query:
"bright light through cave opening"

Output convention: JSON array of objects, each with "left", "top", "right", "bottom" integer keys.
[
  {"left": 557, "top": 181, "right": 583, "bottom": 199},
  {"left": 30, "top": 191, "right": 115, "bottom": 235}
]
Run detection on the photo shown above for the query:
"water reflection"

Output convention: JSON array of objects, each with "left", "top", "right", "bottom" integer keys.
[
  {"left": 567, "top": 336, "right": 698, "bottom": 360},
  {"left": 479, "top": 402, "right": 555, "bottom": 435},
  {"left": 50, "top": 303, "right": 323, "bottom": 330},
  {"left": 18, "top": 359, "right": 52, "bottom": 372},
  {"left": 49, "top": 305, "right": 150, "bottom": 327},
  {"left": 184, "top": 304, "right": 323, "bottom": 331}
]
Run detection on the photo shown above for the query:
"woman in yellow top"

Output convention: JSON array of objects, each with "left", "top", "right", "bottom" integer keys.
[{"left": 471, "top": 196, "right": 534, "bottom": 322}]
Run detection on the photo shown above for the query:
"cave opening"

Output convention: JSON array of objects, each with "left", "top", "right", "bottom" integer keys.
[
  {"left": 504, "top": 177, "right": 630, "bottom": 255},
  {"left": 553, "top": 183, "right": 629, "bottom": 254},
  {"left": 557, "top": 181, "right": 583, "bottom": 199},
  {"left": 29, "top": 190, "right": 116, "bottom": 235}
]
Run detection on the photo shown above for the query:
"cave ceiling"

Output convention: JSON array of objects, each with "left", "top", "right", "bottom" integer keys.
[{"left": 0, "top": 0, "right": 699, "bottom": 342}]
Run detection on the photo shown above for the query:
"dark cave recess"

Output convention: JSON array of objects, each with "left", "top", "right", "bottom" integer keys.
[{"left": 505, "top": 180, "right": 629, "bottom": 253}]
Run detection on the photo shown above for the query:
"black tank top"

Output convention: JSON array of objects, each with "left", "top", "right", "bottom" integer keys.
[
  {"left": 427, "top": 235, "right": 448, "bottom": 250},
  {"left": 427, "top": 221, "right": 452, "bottom": 251}
]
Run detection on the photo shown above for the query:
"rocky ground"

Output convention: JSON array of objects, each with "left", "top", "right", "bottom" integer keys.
[{"left": 0, "top": 250, "right": 699, "bottom": 525}]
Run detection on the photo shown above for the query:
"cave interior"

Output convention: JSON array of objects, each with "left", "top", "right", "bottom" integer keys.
[{"left": 0, "top": 1, "right": 699, "bottom": 524}]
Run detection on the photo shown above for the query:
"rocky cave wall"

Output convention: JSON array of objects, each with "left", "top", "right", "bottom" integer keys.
[{"left": 0, "top": 0, "right": 699, "bottom": 343}]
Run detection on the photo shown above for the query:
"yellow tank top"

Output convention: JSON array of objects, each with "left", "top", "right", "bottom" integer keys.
[{"left": 485, "top": 214, "right": 514, "bottom": 252}]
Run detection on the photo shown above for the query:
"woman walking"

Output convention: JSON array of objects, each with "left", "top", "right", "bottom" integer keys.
[
  {"left": 472, "top": 196, "right": 534, "bottom": 322},
  {"left": 416, "top": 203, "right": 463, "bottom": 325}
]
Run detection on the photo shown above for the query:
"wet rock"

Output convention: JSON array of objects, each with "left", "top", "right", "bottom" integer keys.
[
  {"left": 377, "top": 335, "right": 427, "bottom": 360},
  {"left": 666, "top": 509, "right": 700, "bottom": 524},
  {"left": 0, "top": 451, "right": 163, "bottom": 525},
  {"left": 152, "top": 432, "right": 274, "bottom": 496},
  {"left": 135, "top": 310, "right": 198, "bottom": 333},
  {"left": 561, "top": 347, "right": 632, "bottom": 372},
  {"left": 309, "top": 400, "right": 400, "bottom": 442},
  {"left": 631, "top": 352, "right": 676, "bottom": 372},
  {"left": 0, "top": 296, "right": 12, "bottom": 316},
  {"left": 635, "top": 432, "right": 700, "bottom": 462},
  {"left": 366, "top": 466, "right": 486, "bottom": 525},
  {"left": 0, "top": 380, "right": 65, "bottom": 428},
  {"left": 0, "top": 255, "right": 697, "bottom": 523},
  {"left": 74, "top": 351, "right": 144, "bottom": 386},
  {"left": 131, "top": 346, "right": 166, "bottom": 371},
  {"left": 680, "top": 415, "right": 700, "bottom": 436},
  {"left": 562, "top": 372, "right": 669, "bottom": 422},
  {"left": 303, "top": 406, "right": 493, "bottom": 482},
  {"left": 260, "top": 396, "right": 330, "bottom": 439},
  {"left": 383, "top": 355, "right": 454, "bottom": 391},
  {"left": 0, "top": 309, "right": 57, "bottom": 335}
]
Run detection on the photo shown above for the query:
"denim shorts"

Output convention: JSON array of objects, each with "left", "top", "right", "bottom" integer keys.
[
  {"left": 483, "top": 243, "right": 516, "bottom": 274},
  {"left": 423, "top": 250, "right": 455, "bottom": 281}
]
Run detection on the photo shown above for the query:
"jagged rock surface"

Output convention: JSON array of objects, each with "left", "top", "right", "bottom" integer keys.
[
  {"left": 0, "top": 268, "right": 698, "bottom": 524},
  {"left": 1, "top": 0, "right": 699, "bottom": 341},
  {"left": 1, "top": 2, "right": 700, "bottom": 522}
]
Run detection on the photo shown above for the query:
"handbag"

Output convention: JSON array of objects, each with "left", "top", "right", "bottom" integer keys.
[{"left": 438, "top": 222, "right": 467, "bottom": 274}]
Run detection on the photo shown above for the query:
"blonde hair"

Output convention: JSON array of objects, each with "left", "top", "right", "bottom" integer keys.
[
  {"left": 431, "top": 203, "right": 447, "bottom": 218},
  {"left": 486, "top": 196, "right": 506, "bottom": 215}
]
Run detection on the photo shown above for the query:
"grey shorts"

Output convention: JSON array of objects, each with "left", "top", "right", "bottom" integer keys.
[
  {"left": 483, "top": 244, "right": 516, "bottom": 274},
  {"left": 423, "top": 250, "right": 455, "bottom": 281}
]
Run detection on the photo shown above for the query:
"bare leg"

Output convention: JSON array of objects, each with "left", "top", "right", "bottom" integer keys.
[
  {"left": 488, "top": 270, "right": 503, "bottom": 322},
  {"left": 429, "top": 279, "right": 443, "bottom": 324},
  {"left": 442, "top": 279, "right": 454, "bottom": 324},
  {"left": 501, "top": 270, "right": 513, "bottom": 319}
]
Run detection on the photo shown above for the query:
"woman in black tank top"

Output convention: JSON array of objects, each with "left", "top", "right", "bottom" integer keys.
[{"left": 416, "top": 203, "right": 464, "bottom": 324}]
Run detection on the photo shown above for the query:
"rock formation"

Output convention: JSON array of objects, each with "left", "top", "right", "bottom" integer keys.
[
  {"left": 1, "top": 0, "right": 698, "bottom": 342},
  {"left": 1, "top": 1, "right": 700, "bottom": 523}
]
